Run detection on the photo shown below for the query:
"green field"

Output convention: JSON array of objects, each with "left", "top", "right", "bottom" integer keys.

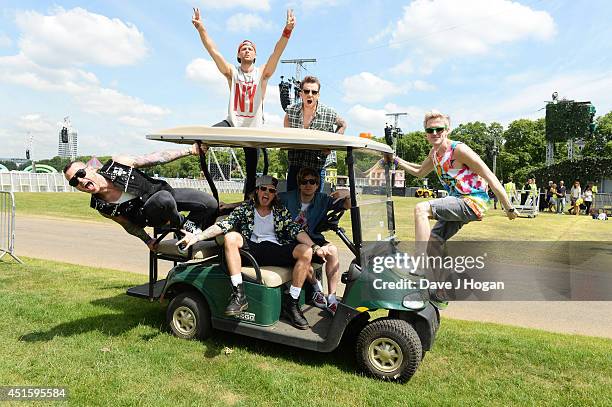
[
  {"left": 1, "top": 257, "right": 610, "bottom": 406},
  {"left": 14, "top": 192, "right": 611, "bottom": 241}
]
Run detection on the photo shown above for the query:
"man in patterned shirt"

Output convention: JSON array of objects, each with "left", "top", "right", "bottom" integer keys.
[
  {"left": 284, "top": 75, "right": 347, "bottom": 191},
  {"left": 178, "top": 175, "right": 326, "bottom": 329}
]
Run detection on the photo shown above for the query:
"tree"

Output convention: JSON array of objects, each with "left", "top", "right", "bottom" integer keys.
[
  {"left": 582, "top": 111, "right": 612, "bottom": 158},
  {"left": 0, "top": 160, "right": 17, "bottom": 171},
  {"left": 502, "top": 118, "right": 546, "bottom": 172}
]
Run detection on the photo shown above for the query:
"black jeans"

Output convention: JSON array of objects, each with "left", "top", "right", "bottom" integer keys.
[
  {"left": 213, "top": 120, "right": 260, "bottom": 200},
  {"left": 142, "top": 189, "right": 218, "bottom": 230}
]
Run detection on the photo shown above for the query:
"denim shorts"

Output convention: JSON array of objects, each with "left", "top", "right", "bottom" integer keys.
[{"left": 429, "top": 196, "right": 480, "bottom": 242}]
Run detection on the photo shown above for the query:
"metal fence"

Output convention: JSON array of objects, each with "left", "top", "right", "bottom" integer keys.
[
  {"left": 0, "top": 172, "right": 245, "bottom": 194},
  {"left": 0, "top": 191, "right": 22, "bottom": 263}
]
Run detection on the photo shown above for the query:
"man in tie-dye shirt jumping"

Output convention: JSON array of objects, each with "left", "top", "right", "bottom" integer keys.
[{"left": 391, "top": 110, "right": 517, "bottom": 243}]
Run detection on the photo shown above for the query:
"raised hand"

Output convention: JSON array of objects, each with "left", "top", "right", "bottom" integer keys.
[
  {"left": 285, "top": 9, "right": 296, "bottom": 31},
  {"left": 192, "top": 7, "right": 204, "bottom": 31}
]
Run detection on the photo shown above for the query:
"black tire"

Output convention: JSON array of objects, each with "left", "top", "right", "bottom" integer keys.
[
  {"left": 166, "top": 292, "right": 212, "bottom": 340},
  {"left": 356, "top": 318, "right": 422, "bottom": 383}
]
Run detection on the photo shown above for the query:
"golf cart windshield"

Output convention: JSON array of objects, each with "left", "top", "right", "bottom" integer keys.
[{"left": 353, "top": 150, "right": 395, "bottom": 242}]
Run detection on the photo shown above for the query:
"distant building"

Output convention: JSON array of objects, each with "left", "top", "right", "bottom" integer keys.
[
  {"left": 58, "top": 121, "right": 78, "bottom": 160},
  {"left": 365, "top": 163, "right": 405, "bottom": 187}
]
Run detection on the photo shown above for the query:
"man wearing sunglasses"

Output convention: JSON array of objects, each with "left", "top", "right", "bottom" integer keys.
[
  {"left": 192, "top": 7, "right": 296, "bottom": 200},
  {"left": 279, "top": 167, "right": 351, "bottom": 315},
  {"left": 178, "top": 175, "right": 325, "bottom": 330},
  {"left": 284, "top": 75, "right": 347, "bottom": 191},
  {"left": 387, "top": 110, "right": 517, "bottom": 245},
  {"left": 63, "top": 143, "right": 217, "bottom": 252}
]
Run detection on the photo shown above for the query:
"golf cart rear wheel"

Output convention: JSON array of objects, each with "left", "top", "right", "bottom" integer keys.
[
  {"left": 356, "top": 319, "right": 422, "bottom": 382},
  {"left": 167, "top": 292, "right": 211, "bottom": 340}
]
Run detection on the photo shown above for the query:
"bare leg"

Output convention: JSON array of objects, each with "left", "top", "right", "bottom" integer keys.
[
  {"left": 291, "top": 244, "right": 313, "bottom": 288},
  {"left": 223, "top": 232, "right": 244, "bottom": 276},
  {"left": 415, "top": 201, "right": 433, "bottom": 242},
  {"left": 324, "top": 244, "right": 340, "bottom": 296}
]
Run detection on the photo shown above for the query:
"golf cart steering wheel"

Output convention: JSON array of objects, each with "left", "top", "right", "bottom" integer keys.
[{"left": 315, "top": 207, "right": 346, "bottom": 234}]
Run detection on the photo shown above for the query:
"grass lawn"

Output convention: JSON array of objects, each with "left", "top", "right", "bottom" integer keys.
[
  {"left": 15, "top": 192, "right": 611, "bottom": 241},
  {"left": 0, "top": 257, "right": 611, "bottom": 406}
]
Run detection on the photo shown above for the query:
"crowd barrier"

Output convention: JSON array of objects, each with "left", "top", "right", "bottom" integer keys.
[{"left": 0, "top": 191, "right": 22, "bottom": 263}]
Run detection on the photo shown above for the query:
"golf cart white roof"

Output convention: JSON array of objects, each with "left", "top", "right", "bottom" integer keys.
[{"left": 147, "top": 126, "right": 393, "bottom": 154}]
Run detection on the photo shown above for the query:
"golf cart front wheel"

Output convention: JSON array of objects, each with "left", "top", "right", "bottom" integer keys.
[
  {"left": 166, "top": 292, "right": 211, "bottom": 340},
  {"left": 356, "top": 319, "right": 422, "bottom": 382}
]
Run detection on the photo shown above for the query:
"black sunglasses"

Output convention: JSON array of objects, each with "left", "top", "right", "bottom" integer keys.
[
  {"left": 69, "top": 168, "right": 87, "bottom": 187},
  {"left": 258, "top": 186, "right": 277, "bottom": 193},
  {"left": 302, "top": 89, "right": 319, "bottom": 95},
  {"left": 300, "top": 179, "right": 318, "bottom": 185},
  {"left": 425, "top": 127, "right": 446, "bottom": 134}
]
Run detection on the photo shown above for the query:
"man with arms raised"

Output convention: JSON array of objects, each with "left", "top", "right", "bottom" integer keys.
[
  {"left": 178, "top": 175, "right": 326, "bottom": 330},
  {"left": 63, "top": 143, "right": 217, "bottom": 251},
  {"left": 284, "top": 75, "right": 347, "bottom": 191},
  {"left": 192, "top": 8, "right": 296, "bottom": 199}
]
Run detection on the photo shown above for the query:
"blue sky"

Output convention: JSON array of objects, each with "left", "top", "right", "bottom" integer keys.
[{"left": 1, "top": 0, "right": 611, "bottom": 160}]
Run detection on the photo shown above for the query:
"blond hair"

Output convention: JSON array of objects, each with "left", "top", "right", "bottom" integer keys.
[{"left": 423, "top": 110, "right": 450, "bottom": 129}]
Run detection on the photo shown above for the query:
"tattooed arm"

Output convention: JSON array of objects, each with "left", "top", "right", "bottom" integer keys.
[
  {"left": 113, "top": 142, "right": 208, "bottom": 169},
  {"left": 102, "top": 214, "right": 157, "bottom": 250},
  {"left": 335, "top": 115, "right": 347, "bottom": 134}
]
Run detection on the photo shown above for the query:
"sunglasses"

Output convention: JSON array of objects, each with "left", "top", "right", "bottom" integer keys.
[
  {"left": 69, "top": 168, "right": 87, "bottom": 187},
  {"left": 300, "top": 179, "right": 318, "bottom": 185},
  {"left": 425, "top": 127, "right": 446, "bottom": 134},
  {"left": 258, "top": 186, "right": 277, "bottom": 193},
  {"left": 302, "top": 89, "right": 319, "bottom": 95}
]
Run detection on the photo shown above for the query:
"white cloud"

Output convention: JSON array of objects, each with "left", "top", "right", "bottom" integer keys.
[
  {"left": 263, "top": 113, "right": 284, "bottom": 128},
  {"left": 390, "top": 0, "right": 555, "bottom": 72},
  {"left": 367, "top": 24, "right": 392, "bottom": 45},
  {"left": 16, "top": 114, "right": 57, "bottom": 134},
  {"left": 194, "top": 0, "right": 270, "bottom": 11},
  {"left": 389, "top": 58, "right": 414, "bottom": 76},
  {"left": 16, "top": 7, "right": 148, "bottom": 67},
  {"left": 342, "top": 72, "right": 404, "bottom": 103},
  {"left": 413, "top": 80, "right": 436, "bottom": 91},
  {"left": 226, "top": 13, "right": 273, "bottom": 33},
  {"left": 346, "top": 105, "right": 388, "bottom": 131},
  {"left": 118, "top": 116, "right": 152, "bottom": 128},
  {"left": 185, "top": 58, "right": 228, "bottom": 95},
  {"left": 297, "top": 0, "right": 345, "bottom": 11},
  {"left": 0, "top": 33, "right": 12, "bottom": 48},
  {"left": 0, "top": 54, "right": 169, "bottom": 124}
]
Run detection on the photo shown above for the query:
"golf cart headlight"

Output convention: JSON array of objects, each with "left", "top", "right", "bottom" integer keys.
[{"left": 402, "top": 292, "right": 425, "bottom": 310}]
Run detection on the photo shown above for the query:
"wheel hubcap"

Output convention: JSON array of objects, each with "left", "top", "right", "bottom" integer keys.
[
  {"left": 368, "top": 337, "right": 403, "bottom": 373},
  {"left": 173, "top": 306, "right": 196, "bottom": 335}
]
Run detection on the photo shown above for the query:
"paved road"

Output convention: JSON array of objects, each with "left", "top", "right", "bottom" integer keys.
[{"left": 12, "top": 215, "right": 612, "bottom": 338}]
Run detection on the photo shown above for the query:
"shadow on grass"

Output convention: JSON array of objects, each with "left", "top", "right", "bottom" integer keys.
[
  {"left": 19, "top": 294, "right": 165, "bottom": 342},
  {"left": 19, "top": 292, "right": 360, "bottom": 376}
]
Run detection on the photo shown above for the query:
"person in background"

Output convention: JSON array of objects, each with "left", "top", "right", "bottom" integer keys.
[
  {"left": 569, "top": 180, "right": 582, "bottom": 215},
  {"left": 583, "top": 185, "right": 593, "bottom": 215},
  {"left": 556, "top": 180, "right": 567, "bottom": 214}
]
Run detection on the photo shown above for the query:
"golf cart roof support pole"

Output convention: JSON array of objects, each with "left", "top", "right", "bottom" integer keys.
[
  {"left": 383, "top": 162, "right": 396, "bottom": 236},
  {"left": 346, "top": 147, "right": 362, "bottom": 263},
  {"left": 197, "top": 142, "right": 220, "bottom": 215}
]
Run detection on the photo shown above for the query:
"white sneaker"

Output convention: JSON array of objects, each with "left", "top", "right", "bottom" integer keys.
[{"left": 182, "top": 220, "right": 203, "bottom": 235}]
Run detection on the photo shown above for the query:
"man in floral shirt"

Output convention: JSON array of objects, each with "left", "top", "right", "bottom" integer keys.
[{"left": 178, "top": 175, "right": 326, "bottom": 329}]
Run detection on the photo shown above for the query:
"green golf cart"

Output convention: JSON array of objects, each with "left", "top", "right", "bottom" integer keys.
[{"left": 126, "top": 126, "right": 440, "bottom": 382}]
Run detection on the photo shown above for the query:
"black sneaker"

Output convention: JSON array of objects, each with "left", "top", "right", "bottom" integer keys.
[
  {"left": 225, "top": 283, "right": 248, "bottom": 316},
  {"left": 282, "top": 297, "right": 309, "bottom": 330}
]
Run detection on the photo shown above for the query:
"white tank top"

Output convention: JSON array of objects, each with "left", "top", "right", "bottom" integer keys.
[
  {"left": 251, "top": 209, "right": 279, "bottom": 244},
  {"left": 226, "top": 65, "right": 265, "bottom": 127}
]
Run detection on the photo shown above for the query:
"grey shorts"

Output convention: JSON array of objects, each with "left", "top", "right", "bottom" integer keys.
[{"left": 429, "top": 196, "right": 480, "bottom": 242}]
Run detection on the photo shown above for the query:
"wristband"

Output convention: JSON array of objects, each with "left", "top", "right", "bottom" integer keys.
[{"left": 282, "top": 28, "right": 292, "bottom": 39}]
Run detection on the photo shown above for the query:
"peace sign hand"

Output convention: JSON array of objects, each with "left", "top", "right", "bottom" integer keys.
[
  {"left": 192, "top": 7, "right": 204, "bottom": 31},
  {"left": 285, "top": 9, "right": 296, "bottom": 31}
]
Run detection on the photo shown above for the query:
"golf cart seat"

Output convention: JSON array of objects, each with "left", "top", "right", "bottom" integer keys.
[
  {"left": 241, "top": 266, "right": 292, "bottom": 287},
  {"left": 156, "top": 238, "right": 219, "bottom": 260}
]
